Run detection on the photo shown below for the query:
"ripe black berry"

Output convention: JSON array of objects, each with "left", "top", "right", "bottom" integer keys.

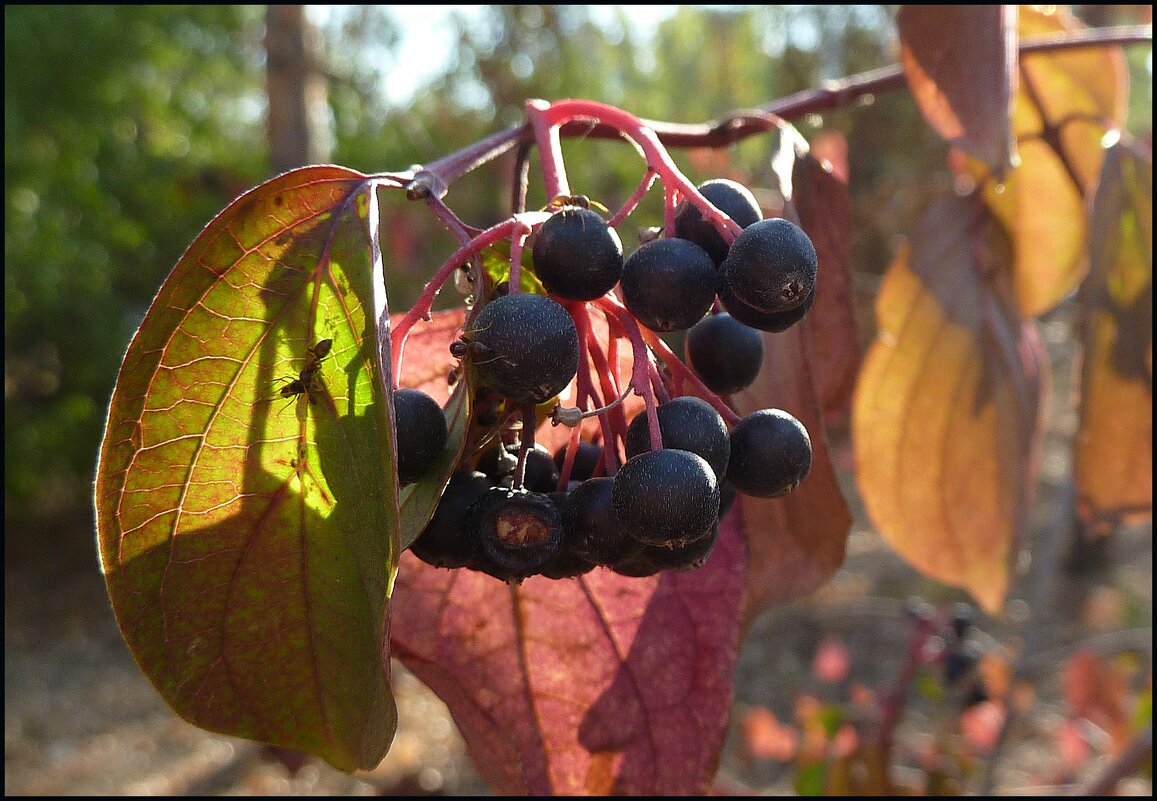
[
  {"left": 538, "top": 493, "right": 597, "bottom": 579},
  {"left": 465, "top": 293, "right": 579, "bottom": 404},
  {"left": 684, "top": 312, "right": 764, "bottom": 394},
  {"left": 642, "top": 523, "right": 720, "bottom": 572},
  {"left": 393, "top": 388, "right": 448, "bottom": 485},
  {"left": 466, "top": 487, "right": 565, "bottom": 582},
  {"left": 553, "top": 440, "right": 603, "bottom": 483},
  {"left": 721, "top": 217, "right": 817, "bottom": 314},
  {"left": 625, "top": 396, "right": 730, "bottom": 479},
  {"left": 565, "top": 476, "right": 644, "bottom": 567},
  {"left": 531, "top": 205, "right": 624, "bottom": 301},
  {"left": 718, "top": 279, "right": 814, "bottom": 333},
  {"left": 620, "top": 238, "right": 717, "bottom": 332},
  {"left": 726, "top": 409, "right": 812, "bottom": 498},
  {"left": 612, "top": 448, "right": 720, "bottom": 547},
  {"left": 673, "top": 178, "right": 763, "bottom": 266},
  {"left": 410, "top": 470, "right": 491, "bottom": 568}
]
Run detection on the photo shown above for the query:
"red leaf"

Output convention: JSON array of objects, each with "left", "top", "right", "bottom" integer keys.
[
  {"left": 959, "top": 700, "right": 1006, "bottom": 754},
  {"left": 390, "top": 518, "right": 746, "bottom": 794},
  {"left": 740, "top": 707, "right": 798, "bottom": 762},
  {"left": 793, "top": 149, "right": 860, "bottom": 428},
  {"left": 812, "top": 636, "right": 852, "bottom": 685},
  {"left": 391, "top": 307, "right": 467, "bottom": 404},
  {"left": 898, "top": 5, "right": 1018, "bottom": 178},
  {"left": 731, "top": 318, "right": 852, "bottom": 625}
]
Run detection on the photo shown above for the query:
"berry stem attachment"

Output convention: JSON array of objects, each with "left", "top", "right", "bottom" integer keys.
[
  {"left": 609, "top": 169, "right": 659, "bottom": 228},
  {"left": 597, "top": 297, "right": 663, "bottom": 453},
  {"left": 507, "top": 220, "right": 534, "bottom": 295},
  {"left": 636, "top": 325, "right": 742, "bottom": 426},
  {"left": 552, "top": 380, "right": 635, "bottom": 427},
  {"left": 513, "top": 402, "right": 538, "bottom": 490},
  {"left": 391, "top": 213, "right": 549, "bottom": 382}
]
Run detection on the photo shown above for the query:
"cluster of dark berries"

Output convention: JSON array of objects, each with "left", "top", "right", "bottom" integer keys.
[{"left": 402, "top": 179, "right": 819, "bottom": 583}]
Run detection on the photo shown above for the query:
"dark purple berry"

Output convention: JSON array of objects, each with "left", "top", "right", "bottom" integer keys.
[
  {"left": 625, "top": 396, "right": 730, "bottom": 479},
  {"left": 684, "top": 312, "right": 764, "bottom": 394},
  {"left": 612, "top": 448, "right": 719, "bottom": 547},
  {"left": 410, "top": 470, "right": 490, "bottom": 568},
  {"left": 642, "top": 523, "right": 720, "bottom": 572},
  {"left": 726, "top": 408, "right": 812, "bottom": 498},
  {"left": 673, "top": 178, "right": 763, "bottom": 266},
  {"left": 393, "top": 388, "right": 448, "bottom": 485},
  {"left": 466, "top": 487, "right": 565, "bottom": 582},
  {"left": 722, "top": 217, "right": 817, "bottom": 313},
  {"left": 553, "top": 440, "right": 604, "bottom": 483},
  {"left": 531, "top": 206, "right": 624, "bottom": 301},
  {"left": 466, "top": 293, "right": 579, "bottom": 404},
  {"left": 620, "top": 238, "right": 718, "bottom": 332},
  {"left": 718, "top": 279, "right": 814, "bottom": 333},
  {"left": 565, "top": 477, "right": 644, "bottom": 567}
]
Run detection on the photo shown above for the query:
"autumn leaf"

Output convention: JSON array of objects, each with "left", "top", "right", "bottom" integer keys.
[
  {"left": 792, "top": 148, "right": 860, "bottom": 428},
  {"left": 95, "top": 167, "right": 402, "bottom": 771},
  {"left": 390, "top": 518, "right": 746, "bottom": 795},
  {"left": 1075, "top": 140, "right": 1153, "bottom": 536},
  {"left": 852, "top": 195, "right": 1047, "bottom": 613},
  {"left": 898, "top": 5, "right": 1018, "bottom": 178},
  {"left": 975, "top": 5, "right": 1129, "bottom": 318},
  {"left": 732, "top": 305, "right": 853, "bottom": 625}
]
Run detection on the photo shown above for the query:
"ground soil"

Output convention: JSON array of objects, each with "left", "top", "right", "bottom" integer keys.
[{"left": 5, "top": 309, "right": 1151, "bottom": 795}]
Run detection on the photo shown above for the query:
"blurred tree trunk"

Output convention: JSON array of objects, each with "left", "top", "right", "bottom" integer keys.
[{"left": 265, "top": 5, "right": 330, "bottom": 173}]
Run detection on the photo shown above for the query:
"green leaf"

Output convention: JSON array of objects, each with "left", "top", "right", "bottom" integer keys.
[{"left": 94, "top": 166, "right": 400, "bottom": 771}]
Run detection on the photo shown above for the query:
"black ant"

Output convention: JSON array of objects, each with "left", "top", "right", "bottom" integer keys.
[{"left": 277, "top": 338, "right": 332, "bottom": 407}]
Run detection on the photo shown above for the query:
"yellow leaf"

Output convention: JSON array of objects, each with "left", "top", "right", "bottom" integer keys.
[
  {"left": 1075, "top": 141, "right": 1153, "bottom": 535},
  {"left": 852, "top": 196, "right": 1046, "bottom": 612}
]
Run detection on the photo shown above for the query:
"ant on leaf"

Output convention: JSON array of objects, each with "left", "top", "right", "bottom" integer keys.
[{"left": 276, "top": 338, "right": 332, "bottom": 408}]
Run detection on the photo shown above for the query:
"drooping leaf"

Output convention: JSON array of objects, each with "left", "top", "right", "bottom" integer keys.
[
  {"left": 95, "top": 166, "right": 401, "bottom": 771},
  {"left": 898, "top": 5, "right": 1018, "bottom": 178},
  {"left": 792, "top": 149, "right": 860, "bottom": 428},
  {"left": 852, "top": 195, "right": 1047, "bottom": 613},
  {"left": 1075, "top": 140, "right": 1153, "bottom": 536},
  {"left": 975, "top": 6, "right": 1129, "bottom": 318},
  {"left": 732, "top": 303, "right": 853, "bottom": 626},
  {"left": 390, "top": 520, "right": 746, "bottom": 795}
]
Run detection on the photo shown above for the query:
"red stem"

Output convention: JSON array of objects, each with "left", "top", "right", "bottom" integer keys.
[
  {"left": 526, "top": 99, "right": 571, "bottom": 200},
  {"left": 538, "top": 100, "right": 743, "bottom": 242},
  {"left": 609, "top": 169, "right": 659, "bottom": 228},
  {"left": 597, "top": 297, "right": 662, "bottom": 452}
]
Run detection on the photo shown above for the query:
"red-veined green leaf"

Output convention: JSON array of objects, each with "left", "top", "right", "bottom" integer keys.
[
  {"left": 898, "top": 5, "right": 1018, "bottom": 178},
  {"left": 1075, "top": 140, "right": 1153, "bottom": 536},
  {"left": 852, "top": 195, "right": 1047, "bottom": 613},
  {"left": 95, "top": 166, "right": 401, "bottom": 771}
]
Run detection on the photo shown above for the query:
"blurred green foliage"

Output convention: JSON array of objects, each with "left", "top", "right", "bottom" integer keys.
[
  {"left": 4, "top": 5, "right": 1150, "bottom": 533},
  {"left": 5, "top": 6, "right": 267, "bottom": 526}
]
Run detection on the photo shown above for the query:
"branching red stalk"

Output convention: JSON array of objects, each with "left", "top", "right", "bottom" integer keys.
[
  {"left": 596, "top": 297, "right": 663, "bottom": 452},
  {"left": 632, "top": 318, "right": 742, "bottom": 426},
  {"left": 609, "top": 169, "right": 659, "bottom": 228},
  {"left": 526, "top": 99, "right": 571, "bottom": 200}
]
